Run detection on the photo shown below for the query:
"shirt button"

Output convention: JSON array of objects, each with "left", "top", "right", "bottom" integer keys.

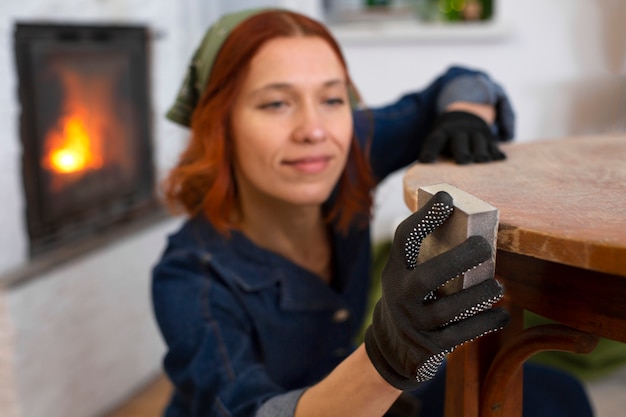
[{"left": 332, "top": 308, "right": 350, "bottom": 323}]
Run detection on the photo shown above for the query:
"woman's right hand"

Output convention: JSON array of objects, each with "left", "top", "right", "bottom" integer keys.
[{"left": 364, "top": 191, "right": 509, "bottom": 391}]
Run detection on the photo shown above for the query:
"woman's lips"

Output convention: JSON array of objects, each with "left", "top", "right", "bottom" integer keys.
[{"left": 282, "top": 155, "right": 333, "bottom": 174}]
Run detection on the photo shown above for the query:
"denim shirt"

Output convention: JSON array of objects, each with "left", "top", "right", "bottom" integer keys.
[{"left": 151, "top": 66, "right": 514, "bottom": 417}]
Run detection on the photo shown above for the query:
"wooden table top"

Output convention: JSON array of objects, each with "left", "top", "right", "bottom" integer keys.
[{"left": 404, "top": 134, "right": 626, "bottom": 277}]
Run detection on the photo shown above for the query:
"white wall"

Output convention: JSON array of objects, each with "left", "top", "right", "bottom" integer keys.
[
  {"left": 4, "top": 224, "right": 176, "bottom": 417},
  {"left": 343, "top": 0, "right": 625, "bottom": 140},
  {"left": 0, "top": 1, "right": 624, "bottom": 416}
]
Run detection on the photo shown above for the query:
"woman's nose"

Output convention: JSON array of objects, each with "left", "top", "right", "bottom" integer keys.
[{"left": 293, "top": 105, "right": 327, "bottom": 143}]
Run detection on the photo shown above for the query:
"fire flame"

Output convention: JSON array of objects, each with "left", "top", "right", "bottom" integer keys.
[
  {"left": 40, "top": 57, "right": 131, "bottom": 192},
  {"left": 44, "top": 115, "right": 103, "bottom": 174}
]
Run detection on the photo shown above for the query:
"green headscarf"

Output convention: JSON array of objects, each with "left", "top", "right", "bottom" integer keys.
[
  {"left": 166, "top": 8, "right": 270, "bottom": 127},
  {"left": 166, "top": 8, "right": 360, "bottom": 127}
]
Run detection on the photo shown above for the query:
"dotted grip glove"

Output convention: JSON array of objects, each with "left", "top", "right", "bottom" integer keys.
[
  {"left": 419, "top": 111, "right": 507, "bottom": 165},
  {"left": 364, "top": 191, "right": 509, "bottom": 391}
]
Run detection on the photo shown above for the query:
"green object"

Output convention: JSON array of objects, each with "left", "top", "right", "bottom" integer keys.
[
  {"left": 416, "top": 0, "right": 494, "bottom": 22},
  {"left": 365, "top": 0, "right": 391, "bottom": 7},
  {"left": 354, "top": 241, "right": 388, "bottom": 345},
  {"left": 166, "top": 8, "right": 269, "bottom": 127}
]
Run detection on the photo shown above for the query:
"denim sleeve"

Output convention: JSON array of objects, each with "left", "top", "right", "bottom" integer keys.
[
  {"left": 255, "top": 389, "right": 307, "bottom": 417},
  {"left": 353, "top": 66, "right": 515, "bottom": 182},
  {"left": 152, "top": 246, "right": 288, "bottom": 416}
]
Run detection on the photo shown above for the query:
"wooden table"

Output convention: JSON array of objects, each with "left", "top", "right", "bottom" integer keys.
[{"left": 403, "top": 134, "right": 626, "bottom": 417}]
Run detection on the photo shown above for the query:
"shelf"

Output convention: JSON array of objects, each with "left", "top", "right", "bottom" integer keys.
[{"left": 328, "top": 20, "right": 512, "bottom": 44}]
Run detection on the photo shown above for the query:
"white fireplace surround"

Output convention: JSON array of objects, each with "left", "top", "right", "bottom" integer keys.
[{"left": 1, "top": 1, "right": 624, "bottom": 417}]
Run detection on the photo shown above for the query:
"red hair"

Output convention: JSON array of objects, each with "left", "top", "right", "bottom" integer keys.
[{"left": 162, "top": 10, "right": 375, "bottom": 234}]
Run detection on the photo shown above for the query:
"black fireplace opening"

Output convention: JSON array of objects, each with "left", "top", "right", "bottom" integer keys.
[{"left": 14, "top": 22, "right": 161, "bottom": 258}]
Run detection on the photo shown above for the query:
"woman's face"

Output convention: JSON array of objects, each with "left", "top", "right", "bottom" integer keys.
[{"left": 230, "top": 36, "right": 353, "bottom": 210}]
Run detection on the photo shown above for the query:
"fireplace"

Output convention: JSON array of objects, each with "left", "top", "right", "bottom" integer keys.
[{"left": 14, "top": 22, "right": 160, "bottom": 257}]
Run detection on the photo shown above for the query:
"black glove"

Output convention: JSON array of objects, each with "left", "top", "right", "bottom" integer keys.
[
  {"left": 419, "top": 111, "right": 506, "bottom": 165},
  {"left": 364, "top": 191, "right": 509, "bottom": 391}
]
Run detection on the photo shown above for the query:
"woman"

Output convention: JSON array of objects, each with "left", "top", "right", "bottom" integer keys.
[{"left": 152, "top": 8, "right": 592, "bottom": 417}]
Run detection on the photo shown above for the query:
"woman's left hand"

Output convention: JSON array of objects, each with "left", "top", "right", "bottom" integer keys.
[{"left": 419, "top": 102, "right": 507, "bottom": 165}]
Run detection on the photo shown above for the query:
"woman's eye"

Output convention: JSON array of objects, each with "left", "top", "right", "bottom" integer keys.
[
  {"left": 324, "top": 97, "right": 345, "bottom": 106},
  {"left": 259, "top": 101, "right": 287, "bottom": 110}
]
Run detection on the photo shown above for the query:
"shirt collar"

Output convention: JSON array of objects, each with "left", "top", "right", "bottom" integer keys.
[{"left": 187, "top": 216, "right": 364, "bottom": 312}]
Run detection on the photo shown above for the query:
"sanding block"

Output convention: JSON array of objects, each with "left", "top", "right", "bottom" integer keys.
[{"left": 416, "top": 183, "right": 499, "bottom": 293}]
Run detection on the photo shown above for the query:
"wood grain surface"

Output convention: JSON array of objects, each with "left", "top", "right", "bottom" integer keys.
[{"left": 404, "top": 134, "right": 626, "bottom": 276}]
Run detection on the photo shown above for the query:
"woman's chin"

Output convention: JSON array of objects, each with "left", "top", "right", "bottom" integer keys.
[{"left": 284, "top": 187, "right": 335, "bottom": 207}]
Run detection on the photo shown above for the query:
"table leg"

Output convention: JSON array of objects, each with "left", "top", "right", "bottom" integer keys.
[
  {"left": 480, "top": 323, "right": 599, "bottom": 417},
  {"left": 444, "top": 296, "right": 524, "bottom": 417},
  {"left": 444, "top": 275, "right": 600, "bottom": 417},
  {"left": 444, "top": 342, "right": 481, "bottom": 417}
]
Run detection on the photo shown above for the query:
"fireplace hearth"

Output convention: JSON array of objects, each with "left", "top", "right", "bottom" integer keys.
[{"left": 14, "top": 22, "right": 160, "bottom": 257}]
